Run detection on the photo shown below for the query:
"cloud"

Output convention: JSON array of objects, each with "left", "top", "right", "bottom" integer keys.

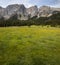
[
  {"left": 0, "top": 0, "right": 31, "bottom": 7},
  {"left": 7, "top": 0, "right": 33, "bottom": 7},
  {"left": 51, "top": 0, "right": 60, "bottom": 7},
  {"left": 0, "top": 0, "right": 60, "bottom": 8}
]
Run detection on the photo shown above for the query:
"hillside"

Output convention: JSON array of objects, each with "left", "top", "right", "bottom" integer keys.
[
  {"left": 0, "top": 4, "right": 60, "bottom": 20},
  {"left": 0, "top": 11, "right": 60, "bottom": 27}
]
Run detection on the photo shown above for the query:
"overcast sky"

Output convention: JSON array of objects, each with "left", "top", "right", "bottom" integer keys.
[{"left": 0, "top": 0, "right": 60, "bottom": 8}]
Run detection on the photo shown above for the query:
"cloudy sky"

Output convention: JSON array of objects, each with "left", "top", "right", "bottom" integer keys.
[{"left": 0, "top": 0, "right": 60, "bottom": 8}]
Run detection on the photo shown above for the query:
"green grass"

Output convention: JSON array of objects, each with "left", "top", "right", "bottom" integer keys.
[{"left": 0, "top": 26, "right": 60, "bottom": 65}]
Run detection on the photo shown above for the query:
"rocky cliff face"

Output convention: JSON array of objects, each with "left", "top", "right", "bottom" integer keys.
[
  {"left": 17, "top": 4, "right": 28, "bottom": 20},
  {"left": 27, "top": 6, "right": 38, "bottom": 17},
  {"left": 3, "top": 4, "right": 28, "bottom": 20},
  {"left": 0, "top": 7, "right": 5, "bottom": 18},
  {"left": 39, "top": 6, "right": 60, "bottom": 17},
  {"left": 38, "top": 6, "right": 53, "bottom": 17},
  {"left": 0, "top": 4, "right": 60, "bottom": 20}
]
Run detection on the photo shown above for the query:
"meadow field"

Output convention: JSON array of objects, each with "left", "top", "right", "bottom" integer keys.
[{"left": 0, "top": 26, "right": 60, "bottom": 65}]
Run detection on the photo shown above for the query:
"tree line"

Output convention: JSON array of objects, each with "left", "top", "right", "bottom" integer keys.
[{"left": 0, "top": 12, "right": 60, "bottom": 27}]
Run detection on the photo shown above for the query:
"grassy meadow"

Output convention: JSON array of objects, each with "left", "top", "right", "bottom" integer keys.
[{"left": 0, "top": 26, "right": 60, "bottom": 65}]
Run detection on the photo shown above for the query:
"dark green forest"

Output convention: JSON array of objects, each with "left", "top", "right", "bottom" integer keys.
[{"left": 0, "top": 12, "right": 60, "bottom": 27}]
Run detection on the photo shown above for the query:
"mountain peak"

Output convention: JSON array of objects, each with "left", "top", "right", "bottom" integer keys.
[{"left": 0, "top": 4, "right": 60, "bottom": 20}]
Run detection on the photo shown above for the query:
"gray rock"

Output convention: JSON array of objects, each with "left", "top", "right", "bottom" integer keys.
[
  {"left": 38, "top": 6, "right": 52, "bottom": 17},
  {"left": 0, "top": 6, "right": 5, "bottom": 18},
  {"left": 27, "top": 6, "right": 38, "bottom": 17},
  {"left": 0, "top": 4, "right": 60, "bottom": 20},
  {"left": 38, "top": 6, "right": 60, "bottom": 17}
]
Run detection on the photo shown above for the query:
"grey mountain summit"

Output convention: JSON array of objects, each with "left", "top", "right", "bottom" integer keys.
[{"left": 0, "top": 4, "right": 60, "bottom": 20}]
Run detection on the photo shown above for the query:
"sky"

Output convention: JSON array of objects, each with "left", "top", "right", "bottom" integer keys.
[{"left": 0, "top": 0, "right": 60, "bottom": 8}]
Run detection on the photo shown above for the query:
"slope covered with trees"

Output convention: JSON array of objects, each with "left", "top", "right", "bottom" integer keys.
[{"left": 0, "top": 12, "right": 60, "bottom": 27}]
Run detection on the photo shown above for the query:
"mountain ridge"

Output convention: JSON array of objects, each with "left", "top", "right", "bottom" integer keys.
[{"left": 0, "top": 4, "right": 60, "bottom": 20}]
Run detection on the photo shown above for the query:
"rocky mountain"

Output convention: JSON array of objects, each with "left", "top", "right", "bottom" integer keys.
[
  {"left": 4, "top": 4, "right": 20, "bottom": 19},
  {"left": 38, "top": 6, "right": 52, "bottom": 17},
  {"left": 0, "top": 4, "right": 60, "bottom": 20},
  {"left": 0, "top": 6, "right": 5, "bottom": 18},
  {"left": 27, "top": 6, "right": 38, "bottom": 18},
  {"left": 38, "top": 6, "right": 60, "bottom": 17},
  {"left": 3, "top": 4, "right": 28, "bottom": 20}
]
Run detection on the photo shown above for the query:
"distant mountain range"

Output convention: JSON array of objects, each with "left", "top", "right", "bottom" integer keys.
[{"left": 0, "top": 4, "right": 60, "bottom": 20}]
